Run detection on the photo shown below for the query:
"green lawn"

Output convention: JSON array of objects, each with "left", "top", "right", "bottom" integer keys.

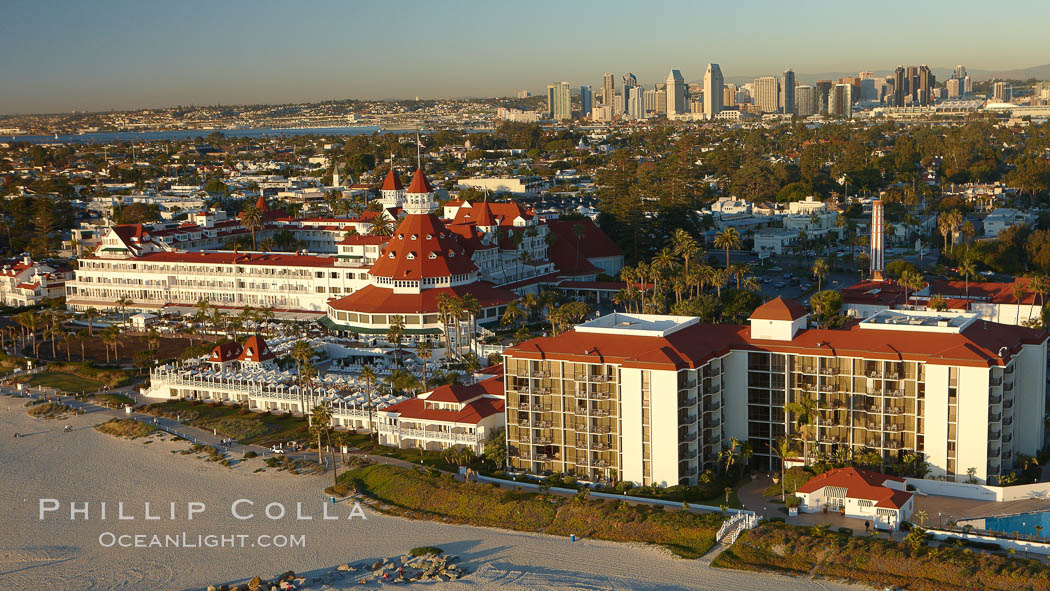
[
  {"left": 338, "top": 433, "right": 460, "bottom": 472},
  {"left": 763, "top": 467, "right": 814, "bottom": 498},
  {"left": 143, "top": 400, "right": 308, "bottom": 445},
  {"left": 91, "top": 393, "right": 135, "bottom": 407},
  {"left": 26, "top": 371, "right": 104, "bottom": 393}
]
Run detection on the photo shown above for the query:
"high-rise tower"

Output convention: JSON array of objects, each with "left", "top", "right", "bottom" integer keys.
[
  {"left": 704, "top": 63, "right": 724, "bottom": 120},
  {"left": 666, "top": 69, "right": 687, "bottom": 117},
  {"left": 781, "top": 69, "right": 796, "bottom": 115}
]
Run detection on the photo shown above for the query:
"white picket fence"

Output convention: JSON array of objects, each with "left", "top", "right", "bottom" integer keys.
[{"left": 716, "top": 511, "right": 759, "bottom": 544}]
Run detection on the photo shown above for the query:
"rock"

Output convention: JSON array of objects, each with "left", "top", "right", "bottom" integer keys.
[
  {"left": 207, "top": 587, "right": 217, "bottom": 591},
  {"left": 336, "top": 563, "right": 353, "bottom": 572},
  {"left": 248, "top": 576, "right": 263, "bottom": 591},
  {"left": 359, "top": 579, "right": 368, "bottom": 585},
  {"left": 371, "top": 560, "right": 383, "bottom": 570}
]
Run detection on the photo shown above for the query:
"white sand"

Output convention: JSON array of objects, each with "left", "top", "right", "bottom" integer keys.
[{"left": 0, "top": 396, "right": 867, "bottom": 591}]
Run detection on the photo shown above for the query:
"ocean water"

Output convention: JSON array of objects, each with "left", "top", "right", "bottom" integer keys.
[{"left": 4, "top": 126, "right": 387, "bottom": 144}]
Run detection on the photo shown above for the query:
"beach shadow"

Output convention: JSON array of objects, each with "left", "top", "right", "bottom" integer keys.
[
  {"left": 13, "top": 430, "right": 49, "bottom": 438},
  {"left": 481, "top": 559, "right": 699, "bottom": 591}
]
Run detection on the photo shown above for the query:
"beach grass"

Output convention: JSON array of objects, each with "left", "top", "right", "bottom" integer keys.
[
  {"left": 91, "top": 393, "right": 135, "bottom": 407},
  {"left": 143, "top": 400, "right": 308, "bottom": 445},
  {"left": 95, "top": 418, "right": 157, "bottom": 439},
  {"left": 713, "top": 521, "right": 1050, "bottom": 590},
  {"left": 340, "top": 463, "right": 723, "bottom": 558},
  {"left": 26, "top": 400, "right": 72, "bottom": 418}
]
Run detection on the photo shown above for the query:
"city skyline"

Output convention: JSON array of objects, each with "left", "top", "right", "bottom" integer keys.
[{"left": 3, "top": 0, "right": 1050, "bottom": 114}]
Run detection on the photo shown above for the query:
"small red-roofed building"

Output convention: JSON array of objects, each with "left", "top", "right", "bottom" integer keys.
[
  {"left": 375, "top": 372, "right": 506, "bottom": 453},
  {"left": 207, "top": 341, "right": 243, "bottom": 369},
  {"left": 795, "top": 467, "right": 913, "bottom": 529},
  {"left": 237, "top": 335, "right": 275, "bottom": 368}
]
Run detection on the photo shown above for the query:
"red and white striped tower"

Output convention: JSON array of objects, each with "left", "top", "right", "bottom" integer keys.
[{"left": 870, "top": 199, "right": 885, "bottom": 281}]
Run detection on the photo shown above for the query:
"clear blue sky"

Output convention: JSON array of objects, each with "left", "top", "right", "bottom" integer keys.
[{"left": 1, "top": 0, "right": 1047, "bottom": 115}]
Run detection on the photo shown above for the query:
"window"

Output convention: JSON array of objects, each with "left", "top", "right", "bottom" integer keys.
[{"left": 858, "top": 500, "right": 873, "bottom": 508}]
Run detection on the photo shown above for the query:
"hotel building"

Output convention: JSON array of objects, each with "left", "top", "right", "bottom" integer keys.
[{"left": 503, "top": 299, "right": 1047, "bottom": 487}]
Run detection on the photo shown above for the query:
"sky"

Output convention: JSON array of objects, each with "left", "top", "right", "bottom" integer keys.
[{"left": 1, "top": 0, "right": 1048, "bottom": 115}]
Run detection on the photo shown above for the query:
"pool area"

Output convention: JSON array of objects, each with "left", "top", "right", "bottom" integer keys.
[{"left": 958, "top": 510, "right": 1050, "bottom": 538}]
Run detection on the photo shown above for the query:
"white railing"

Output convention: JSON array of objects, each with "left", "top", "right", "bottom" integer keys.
[{"left": 388, "top": 427, "right": 479, "bottom": 445}]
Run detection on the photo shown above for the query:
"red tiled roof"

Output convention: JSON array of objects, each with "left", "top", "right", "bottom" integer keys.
[
  {"left": 425, "top": 383, "right": 488, "bottom": 403},
  {"left": 545, "top": 219, "right": 622, "bottom": 276},
  {"left": 796, "top": 467, "right": 910, "bottom": 509},
  {"left": 209, "top": 342, "right": 242, "bottom": 363},
  {"left": 368, "top": 213, "right": 477, "bottom": 279},
  {"left": 750, "top": 297, "right": 808, "bottom": 321},
  {"left": 406, "top": 168, "right": 434, "bottom": 194},
  {"left": 380, "top": 168, "right": 404, "bottom": 192},
  {"left": 929, "top": 278, "right": 1040, "bottom": 305},
  {"left": 506, "top": 317, "right": 1047, "bottom": 371},
  {"left": 237, "top": 335, "right": 274, "bottom": 363},
  {"left": 328, "top": 282, "right": 516, "bottom": 314},
  {"left": 380, "top": 396, "right": 504, "bottom": 425},
  {"left": 841, "top": 280, "right": 908, "bottom": 307},
  {"left": 337, "top": 234, "right": 390, "bottom": 246}
]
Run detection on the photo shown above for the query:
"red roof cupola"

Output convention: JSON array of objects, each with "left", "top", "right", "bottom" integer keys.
[
  {"left": 368, "top": 213, "right": 477, "bottom": 283},
  {"left": 381, "top": 168, "right": 404, "bottom": 192},
  {"left": 406, "top": 168, "right": 434, "bottom": 194}
]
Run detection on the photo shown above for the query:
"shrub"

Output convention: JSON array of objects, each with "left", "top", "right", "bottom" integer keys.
[
  {"left": 95, "top": 418, "right": 157, "bottom": 439},
  {"left": 838, "top": 527, "right": 853, "bottom": 535},
  {"left": 243, "top": 451, "right": 258, "bottom": 459}
]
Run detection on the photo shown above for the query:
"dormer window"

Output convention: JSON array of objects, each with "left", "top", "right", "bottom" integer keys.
[
  {"left": 448, "top": 251, "right": 455, "bottom": 257},
  {"left": 397, "top": 234, "right": 404, "bottom": 239},
  {"left": 410, "top": 234, "right": 418, "bottom": 240},
  {"left": 406, "top": 252, "right": 416, "bottom": 260},
  {"left": 428, "top": 252, "right": 437, "bottom": 259},
  {"left": 388, "top": 252, "right": 396, "bottom": 259},
  {"left": 426, "top": 234, "right": 433, "bottom": 240}
]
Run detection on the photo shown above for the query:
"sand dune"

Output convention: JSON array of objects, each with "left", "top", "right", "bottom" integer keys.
[{"left": 0, "top": 396, "right": 866, "bottom": 591}]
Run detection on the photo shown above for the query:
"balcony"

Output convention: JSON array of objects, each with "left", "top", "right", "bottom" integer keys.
[
  {"left": 576, "top": 406, "right": 612, "bottom": 417},
  {"left": 990, "top": 395, "right": 1002, "bottom": 405},
  {"left": 705, "top": 401, "right": 721, "bottom": 413},
  {"left": 679, "top": 379, "right": 697, "bottom": 389},
  {"left": 679, "top": 394, "right": 698, "bottom": 408},
  {"left": 1004, "top": 400, "right": 1014, "bottom": 410},
  {"left": 990, "top": 413, "right": 1002, "bottom": 423},
  {"left": 679, "top": 414, "right": 698, "bottom": 425},
  {"left": 1003, "top": 434, "right": 1013, "bottom": 444},
  {"left": 989, "top": 430, "right": 1001, "bottom": 441},
  {"left": 1004, "top": 417, "right": 1014, "bottom": 427}
]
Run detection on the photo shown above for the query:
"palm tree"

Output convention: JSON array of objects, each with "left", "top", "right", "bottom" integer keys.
[
  {"left": 898, "top": 269, "right": 925, "bottom": 305},
  {"left": 84, "top": 307, "right": 99, "bottom": 337},
  {"left": 290, "top": 340, "right": 314, "bottom": 407},
  {"left": 240, "top": 204, "right": 264, "bottom": 249},
  {"left": 115, "top": 296, "right": 133, "bottom": 324},
  {"left": 75, "top": 329, "right": 88, "bottom": 361},
  {"left": 367, "top": 215, "right": 395, "bottom": 237},
  {"left": 415, "top": 339, "right": 433, "bottom": 391},
  {"left": 101, "top": 325, "right": 120, "bottom": 363},
  {"left": 501, "top": 300, "right": 526, "bottom": 329},
  {"left": 309, "top": 404, "right": 332, "bottom": 465},
  {"left": 720, "top": 437, "right": 740, "bottom": 474},
  {"left": 812, "top": 258, "right": 829, "bottom": 292},
  {"left": 386, "top": 315, "right": 405, "bottom": 368},
  {"left": 959, "top": 259, "right": 976, "bottom": 297},
  {"left": 713, "top": 228, "right": 742, "bottom": 270},
  {"left": 1031, "top": 275, "right": 1050, "bottom": 309},
  {"left": 785, "top": 394, "right": 819, "bottom": 464},
  {"left": 1012, "top": 282, "right": 1026, "bottom": 325},
  {"left": 359, "top": 365, "right": 378, "bottom": 442},
  {"left": 672, "top": 228, "right": 700, "bottom": 275},
  {"left": 769, "top": 436, "right": 795, "bottom": 501},
  {"left": 461, "top": 293, "right": 481, "bottom": 354}
]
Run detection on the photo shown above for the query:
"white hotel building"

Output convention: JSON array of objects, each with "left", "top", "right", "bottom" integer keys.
[{"left": 503, "top": 299, "right": 1047, "bottom": 487}]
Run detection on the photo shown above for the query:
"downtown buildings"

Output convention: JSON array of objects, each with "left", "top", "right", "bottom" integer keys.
[
  {"left": 503, "top": 303, "right": 1046, "bottom": 487},
  {"left": 704, "top": 63, "right": 724, "bottom": 120}
]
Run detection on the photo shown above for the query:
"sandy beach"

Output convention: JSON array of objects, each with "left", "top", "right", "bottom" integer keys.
[{"left": 0, "top": 396, "right": 868, "bottom": 591}]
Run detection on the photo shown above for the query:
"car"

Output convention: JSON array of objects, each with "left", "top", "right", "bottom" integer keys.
[{"left": 269, "top": 446, "right": 286, "bottom": 454}]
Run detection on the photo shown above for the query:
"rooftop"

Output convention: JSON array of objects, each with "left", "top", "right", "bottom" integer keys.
[
  {"left": 575, "top": 312, "right": 698, "bottom": 337},
  {"left": 860, "top": 309, "right": 977, "bottom": 333}
]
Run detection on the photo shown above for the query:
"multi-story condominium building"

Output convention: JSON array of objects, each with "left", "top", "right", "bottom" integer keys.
[
  {"left": 753, "top": 76, "right": 780, "bottom": 113},
  {"left": 795, "top": 85, "right": 817, "bottom": 117},
  {"left": 579, "top": 85, "right": 593, "bottom": 118},
  {"left": 601, "top": 72, "right": 615, "bottom": 107},
  {"left": 829, "top": 83, "right": 853, "bottom": 118},
  {"left": 547, "top": 82, "right": 572, "bottom": 121},
  {"left": 503, "top": 301, "right": 1047, "bottom": 487}
]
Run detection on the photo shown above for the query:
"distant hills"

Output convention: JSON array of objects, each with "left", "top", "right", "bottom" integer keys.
[{"left": 720, "top": 64, "right": 1050, "bottom": 86}]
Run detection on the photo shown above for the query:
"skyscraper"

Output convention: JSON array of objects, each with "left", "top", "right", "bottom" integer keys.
[
  {"left": 893, "top": 66, "right": 907, "bottom": 107},
  {"left": 623, "top": 72, "right": 637, "bottom": 90},
  {"left": 781, "top": 69, "right": 796, "bottom": 115},
  {"left": 954, "top": 65, "right": 967, "bottom": 79},
  {"left": 666, "top": 69, "right": 687, "bottom": 117},
  {"left": 946, "top": 79, "right": 961, "bottom": 100},
  {"left": 704, "top": 63, "right": 724, "bottom": 120},
  {"left": 622, "top": 73, "right": 638, "bottom": 116},
  {"left": 626, "top": 85, "right": 646, "bottom": 120},
  {"left": 754, "top": 76, "right": 780, "bottom": 113},
  {"left": 815, "top": 80, "right": 832, "bottom": 114},
  {"left": 723, "top": 83, "right": 738, "bottom": 107},
  {"left": 994, "top": 81, "right": 1011, "bottom": 102},
  {"left": 547, "top": 82, "right": 572, "bottom": 121},
  {"left": 917, "top": 65, "right": 935, "bottom": 106},
  {"left": 602, "top": 73, "right": 615, "bottom": 107},
  {"left": 829, "top": 83, "right": 852, "bottom": 118},
  {"left": 580, "top": 85, "right": 593, "bottom": 118},
  {"left": 795, "top": 85, "right": 816, "bottom": 117}
]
